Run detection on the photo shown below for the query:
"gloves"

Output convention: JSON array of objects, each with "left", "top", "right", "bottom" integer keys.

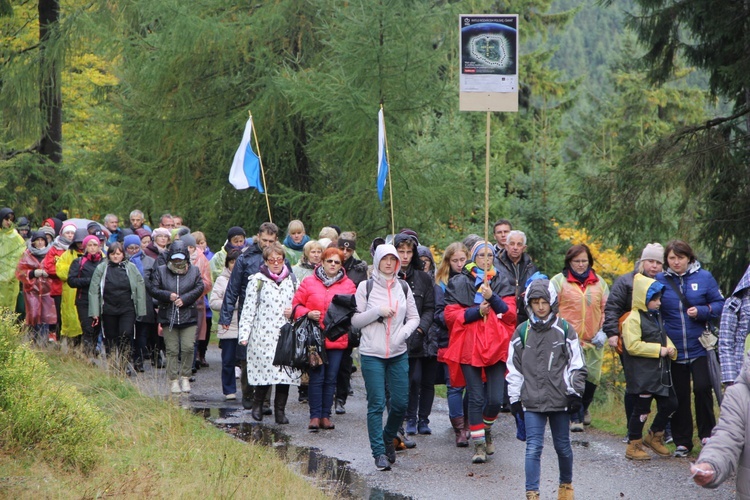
[
  {"left": 591, "top": 329, "right": 607, "bottom": 348},
  {"left": 567, "top": 395, "right": 583, "bottom": 415},
  {"left": 33, "top": 269, "right": 47, "bottom": 278},
  {"left": 510, "top": 401, "right": 524, "bottom": 421}
]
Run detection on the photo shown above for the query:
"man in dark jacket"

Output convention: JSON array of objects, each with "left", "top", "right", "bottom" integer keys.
[
  {"left": 394, "top": 232, "right": 436, "bottom": 436},
  {"left": 495, "top": 230, "right": 539, "bottom": 326},
  {"left": 219, "top": 222, "right": 284, "bottom": 409},
  {"left": 334, "top": 232, "right": 369, "bottom": 414},
  {"left": 602, "top": 243, "right": 664, "bottom": 436}
]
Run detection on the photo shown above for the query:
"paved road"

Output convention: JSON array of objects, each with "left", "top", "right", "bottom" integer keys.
[{"left": 134, "top": 345, "right": 735, "bottom": 499}]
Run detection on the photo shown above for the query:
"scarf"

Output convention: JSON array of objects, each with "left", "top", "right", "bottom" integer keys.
[
  {"left": 466, "top": 262, "right": 497, "bottom": 304},
  {"left": 260, "top": 263, "right": 290, "bottom": 285},
  {"left": 128, "top": 250, "right": 145, "bottom": 277},
  {"left": 564, "top": 268, "right": 598, "bottom": 288},
  {"left": 315, "top": 264, "right": 344, "bottom": 287},
  {"left": 282, "top": 234, "right": 310, "bottom": 251},
  {"left": 298, "top": 257, "right": 315, "bottom": 270},
  {"left": 28, "top": 241, "right": 50, "bottom": 259},
  {"left": 52, "top": 234, "right": 72, "bottom": 251},
  {"left": 168, "top": 259, "right": 189, "bottom": 275},
  {"left": 80, "top": 251, "right": 102, "bottom": 269}
]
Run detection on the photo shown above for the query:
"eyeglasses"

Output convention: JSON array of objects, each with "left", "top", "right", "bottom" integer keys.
[
  {"left": 571, "top": 259, "right": 589, "bottom": 265},
  {"left": 325, "top": 259, "right": 342, "bottom": 265},
  {"left": 266, "top": 257, "right": 284, "bottom": 264}
]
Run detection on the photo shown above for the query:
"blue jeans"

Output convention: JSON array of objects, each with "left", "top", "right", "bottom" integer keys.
[
  {"left": 219, "top": 339, "right": 237, "bottom": 395},
  {"left": 361, "top": 353, "right": 409, "bottom": 458},
  {"left": 525, "top": 411, "right": 573, "bottom": 491},
  {"left": 444, "top": 363, "right": 465, "bottom": 419},
  {"left": 308, "top": 348, "right": 344, "bottom": 419}
]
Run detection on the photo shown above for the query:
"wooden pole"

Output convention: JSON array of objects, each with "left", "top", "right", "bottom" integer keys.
[
  {"left": 382, "top": 104, "right": 396, "bottom": 236},
  {"left": 249, "top": 111, "right": 273, "bottom": 223},
  {"left": 484, "top": 111, "right": 491, "bottom": 283}
]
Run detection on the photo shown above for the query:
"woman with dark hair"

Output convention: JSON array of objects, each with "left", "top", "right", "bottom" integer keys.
[
  {"left": 238, "top": 242, "right": 300, "bottom": 423},
  {"left": 292, "top": 247, "right": 356, "bottom": 431},
  {"left": 551, "top": 244, "right": 609, "bottom": 432},
  {"left": 90, "top": 242, "right": 147, "bottom": 371},
  {"left": 443, "top": 241, "right": 517, "bottom": 463},
  {"left": 656, "top": 239, "right": 724, "bottom": 457}
]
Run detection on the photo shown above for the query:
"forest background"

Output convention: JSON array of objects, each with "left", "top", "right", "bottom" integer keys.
[{"left": 1, "top": 0, "right": 748, "bottom": 290}]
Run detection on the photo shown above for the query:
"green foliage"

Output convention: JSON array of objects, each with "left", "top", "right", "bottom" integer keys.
[{"left": 0, "top": 311, "right": 107, "bottom": 472}]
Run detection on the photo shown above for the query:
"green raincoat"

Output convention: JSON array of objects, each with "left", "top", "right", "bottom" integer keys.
[{"left": 0, "top": 226, "right": 25, "bottom": 311}]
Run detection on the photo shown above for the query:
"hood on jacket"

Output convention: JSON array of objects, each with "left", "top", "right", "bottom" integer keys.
[
  {"left": 371, "top": 244, "right": 401, "bottom": 281},
  {"left": 168, "top": 240, "right": 190, "bottom": 261},
  {"left": 393, "top": 233, "right": 422, "bottom": 271},
  {"left": 665, "top": 259, "right": 701, "bottom": 277},
  {"left": 524, "top": 277, "right": 558, "bottom": 319},
  {"left": 740, "top": 350, "right": 750, "bottom": 385},
  {"left": 417, "top": 245, "right": 435, "bottom": 280},
  {"left": 0, "top": 207, "right": 14, "bottom": 223},
  {"left": 632, "top": 273, "right": 664, "bottom": 312},
  {"left": 731, "top": 264, "right": 750, "bottom": 298},
  {"left": 73, "top": 227, "right": 88, "bottom": 244}
]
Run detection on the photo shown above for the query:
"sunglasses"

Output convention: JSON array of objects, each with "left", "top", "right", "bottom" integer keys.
[
  {"left": 325, "top": 259, "right": 342, "bottom": 265},
  {"left": 266, "top": 257, "right": 284, "bottom": 264}
]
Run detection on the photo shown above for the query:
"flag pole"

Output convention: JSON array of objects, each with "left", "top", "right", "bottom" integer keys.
[
  {"left": 382, "top": 104, "right": 396, "bottom": 236},
  {"left": 484, "top": 111, "right": 491, "bottom": 287},
  {"left": 249, "top": 111, "right": 273, "bottom": 223}
]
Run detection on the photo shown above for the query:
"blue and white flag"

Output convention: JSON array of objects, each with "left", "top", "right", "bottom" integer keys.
[
  {"left": 228, "top": 116, "right": 264, "bottom": 192},
  {"left": 377, "top": 108, "right": 389, "bottom": 202}
]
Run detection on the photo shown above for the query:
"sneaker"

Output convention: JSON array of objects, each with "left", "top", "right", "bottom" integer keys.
[
  {"left": 170, "top": 379, "right": 181, "bottom": 394},
  {"left": 405, "top": 418, "right": 418, "bottom": 435},
  {"left": 397, "top": 429, "right": 417, "bottom": 449},
  {"left": 225, "top": 393, "right": 237, "bottom": 400},
  {"left": 417, "top": 419, "right": 432, "bottom": 435},
  {"left": 180, "top": 377, "right": 191, "bottom": 393},
  {"left": 674, "top": 445, "right": 690, "bottom": 458},
  {"left": 621, "top": 435, "right": 629, "bottom": 444},
  {"left": 235, "top": 366, "right": 241, "bottom": 379},
  {"left": 335, "top": 399, "right": 346, "bottom": 415},
  {"left": 570, "top": 421, "right": 584, "bottom": 432},
  {"left": 583, "top": 409, "right": 592, "bottom": 426},
  {"left": 384, "top": 437, "right": 396, "bottom": 464},
  {"left": 664, "top": 428, "right": 673, "bottom": 444},
  {"left": 374, "top": 454, "right": 391, "bottom": 471}
]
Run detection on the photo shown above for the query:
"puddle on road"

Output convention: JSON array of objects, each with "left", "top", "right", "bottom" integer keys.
[{"left": 193, "top": 407, "right": 411, "bottom": 500}]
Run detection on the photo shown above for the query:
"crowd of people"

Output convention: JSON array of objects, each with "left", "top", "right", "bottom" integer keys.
[{"left": 4, "top": 206, "right": 750, "bottom": 498}]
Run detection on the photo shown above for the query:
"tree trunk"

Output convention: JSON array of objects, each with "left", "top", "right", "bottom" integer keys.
[{"left": 38, "top": 0, "right": 62, "bottom": 164}]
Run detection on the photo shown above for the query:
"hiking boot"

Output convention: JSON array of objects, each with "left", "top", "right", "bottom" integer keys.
[
  {"left": 417, "top": 419, "right": 432, "bottom": 435},
  {"left": 405, "top": 418, "right": 417, "bottom": 435},
  {"left": 485, "top": 426, "right": 495, "bottom": 455},
  {"left": 170, "top": 379, "right": 181, "bottom": 394},
  {"left": 570, "top": 421, "right": 584, "bottom": 432},
  {"left": 450, "top": 417, "right": 469, "bottom": 447},
  {"left": 525, "top": 491, "right": 540, "bottom": 500},
  {"left": 471, "top": 441, "right": 487, "bottom": 464},
  {"left": 180, "top": 377, "right": 191, "bottom": 393},
  {"left": 557, "top": 483, "right": 574, "bottom": 500},
  {"left": 335, "top": 399, "right": 346, "bottom": 414},
  {"left": 397, "top": 429, "right": 416, "bottom": 449},
  {"left": 384, "top": 436, "right": 396, "bottom": 464},
  {"left": 626, "top": 439, "right": 651, "bottom": 460},
  {"left": 583, "top": 409, "right": 592, "bottom": 425},
  {"left": 643, "top": 430, "right": 670, "bottom": 457},
  {"left": 374, "top": 455, "right": 391, "bottom": 471},
  {"left": 674, "top": 445, "right": 690, "bottom": 458}
]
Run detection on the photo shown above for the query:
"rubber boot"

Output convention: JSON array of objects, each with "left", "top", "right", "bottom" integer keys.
[
  {"left": 626, "top": 439, "right": 651, "bottom": 460},
  {"left": 263, "top": 386, "right": 273, "bottom": 416},
  {"left": 471, "top": 440, "right": 487, "bottom": 464},
  {"left": 643, "top": 430, "right": 670, "bottom": 457},
  {"left": 450, "top": 417, "right": 468, "bottom": 447},
  {"left": 463, "top": 417, "right": 471, "bottom": 443},
  {"left": 240, "top": 361, "right": 253, "bottom": 410},
  {"left": 557, "top": 483, "right": 574, "bottom": 500},
  {"left": 251, "top": 385, "right": 268, "bottom": 422},
  {"left": 274, "top": 384, "right": 290, "bottom": 424},
  {"left": 485, "top": 425, "right": 495, "bottom": 455}
]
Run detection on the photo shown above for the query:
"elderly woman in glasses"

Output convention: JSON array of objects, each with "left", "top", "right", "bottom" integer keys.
[
  {"left": 238, "top": 242, "right": 301, "bottom": 424},
  {"left": 551, "top": 244, "right": 609, "bottom": 432},
  {"left": 292, "top": 247, "right": 356, "bottom": 432}
]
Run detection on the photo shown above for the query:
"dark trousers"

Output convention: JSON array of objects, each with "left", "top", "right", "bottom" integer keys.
[
  {"left": 219, "top": 338, "right": 238, "bottom": 395},
  {"left": 309, "top": 349, "right": 344, "bottom": 419},
  {"left": 76, "top": 302, "right": 98, "bottom": 356},
  {"left": 198, "top": 316, "right": 212, "bottom": 358},
  {"left": 627, "top": 389, "right": 678, "bottom": 440},
  {"left": 51, "top": 295, "right": 62, "bottom": 335},
  {"left": 672, "top": 357, "right": 716, "bottom": 449},
  {"left": 461, "top": 361, "right": 506, "bottom": 428},
  {"left": 336, "top": 347, "right": 354, "bottom": 404},
  {"left": 572, "top": 380, "right": 598, "bottom": 423},
  {"left": 406, "top": 356, "right": 438, "bottom": 422},
  {"left": 132, "top": 321, "right": 151, "bottom": 368},
  {"left": 102, "top": 310, "right": 136, "bottom": 360}
]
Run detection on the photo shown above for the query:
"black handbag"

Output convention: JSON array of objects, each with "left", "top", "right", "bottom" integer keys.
[{"left": 273, "top": 306, "right": 308, "bottom": 369}]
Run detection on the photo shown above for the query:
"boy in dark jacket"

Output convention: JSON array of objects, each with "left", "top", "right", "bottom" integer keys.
[
  {"left": 507, "top": 277, "right": 586, "bottom": 500},
  {"left": 621, "top": 273, "right": 678, "bottom": 460}
]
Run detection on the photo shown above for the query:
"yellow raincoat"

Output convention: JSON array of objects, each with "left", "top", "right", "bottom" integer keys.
[
  {"left": 56, "top": 249, "right": 83, "bottom": 337},
  {"left": 0, "top": 226, "right": 25, "bottom": 311}
]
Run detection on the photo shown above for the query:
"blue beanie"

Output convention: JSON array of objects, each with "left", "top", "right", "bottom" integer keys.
[
  {"left": 646, "top": 281, "right": 664, "bottom": 305},
  {"left": 123, "top": 234, "right": 141, "bottom": 248}
]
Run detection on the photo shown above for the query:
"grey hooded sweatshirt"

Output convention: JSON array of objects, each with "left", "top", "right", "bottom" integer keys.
[{"left": 351, "top": 244, "right": 420, "bottom": 359}]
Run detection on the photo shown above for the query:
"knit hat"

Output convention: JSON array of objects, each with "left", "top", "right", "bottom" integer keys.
[
  {"left": 152, "top": 227, "right": 171, "bottom": 239},
  {"left": 39, "top": 226, "right": 55, "bottom": 240},
  {"left": 82, "top": 235, "right": 100, "bottom": 248},
  {"left": 123, "top": 234, "right": 141, "bottom": 248},
  {"left": 337, "top": 237, "right": 356, "bottom": 251},
  {"left": 30, "top": 231, "right": 47, "bottom": 243},
  {"left": 180, "top": 234, "right": 197, "bottom": 248},
  {"left": 135, "top": 228, "right": 150, "bottom": 240},
  {"left": 60, "top": 222, "right": 77, "bottom": 237},
  {"left": 227, "top": 226, "right": 246, "bottom": 240},
  {"left": 16, "top": 216, "right": 30, "bottom": 229},
  {"left": 470, "top": 241, "right": 494, "bottom": 262},
  {"left": 640, "top": 243, "right": 665, "bottom": 264},
  {"left": 87, "top": 221, "right": 100, "bottom": 234}
]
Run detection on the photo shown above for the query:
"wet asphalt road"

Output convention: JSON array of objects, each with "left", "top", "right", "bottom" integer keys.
[{"left": 133, "top": 345, "right": 735, "bottom": 499}]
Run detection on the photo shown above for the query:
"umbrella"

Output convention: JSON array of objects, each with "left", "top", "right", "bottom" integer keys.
[
  {"left": 706, "top": 346, "right": 723, "bottom": 406},
  {"left": 64, "top": 218, "right": 110, "bottom": 238}
]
